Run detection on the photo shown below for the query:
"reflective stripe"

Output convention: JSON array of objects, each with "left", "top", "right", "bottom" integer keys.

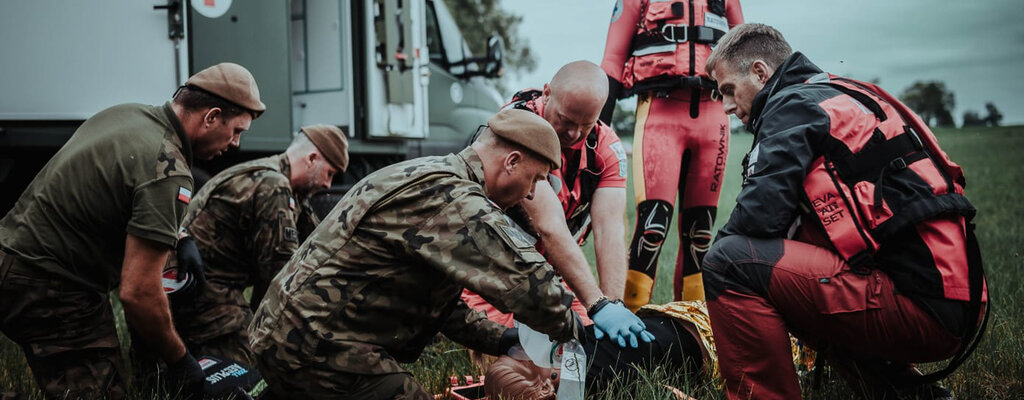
[
  {"left": 632, "top": 98, "right": 653, "bottom": 204},
  {"left": 632, "top": 43, "right": 676, "bottom": 56}
]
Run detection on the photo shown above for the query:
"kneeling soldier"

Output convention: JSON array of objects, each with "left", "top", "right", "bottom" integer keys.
[{"left": 249, "top": 109, "right": 586, "bottom": 400}]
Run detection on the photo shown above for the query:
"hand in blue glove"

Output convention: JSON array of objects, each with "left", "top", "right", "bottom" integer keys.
[{"left": 589, "top": 298, "right": 656, "bottom": 348}]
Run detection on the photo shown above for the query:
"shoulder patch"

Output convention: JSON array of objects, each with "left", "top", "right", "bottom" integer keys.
[
  {"left": 609, "top": 141, "right": 628, "bottom": 178},
  {"left": 610, "top": 0, "right": 623, "bottom": 23},
  {"left": 283, "top": 227, "right": 299, "bottom": 243},
  {"left": 745, "top": 144, "right": 761, "bottom": 178},
  {"left": 498, "top": 214, "right": 537, "bottom": 249},
  {"left": 177, "top": 186, "right": 192, "bottom": 204}
]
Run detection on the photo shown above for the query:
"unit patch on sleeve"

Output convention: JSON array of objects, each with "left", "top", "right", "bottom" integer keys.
[
  {"left": 177, "top": 186, "right": 192, "bottom": 204},
  {"left": 610, "top": 141, "right": 628, "bottom": 178}
]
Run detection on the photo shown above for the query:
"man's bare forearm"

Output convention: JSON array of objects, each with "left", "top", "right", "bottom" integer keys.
[
  {"left": 120, "top": 235, "right": 187, "bottom": 362},
  {"left": 522, "top": 184, "right": 603, "bottom": 307},
  {"left": 591, "top": 187, "right": 629, "bottom": 299},
  {"left": 538, "top": 226, "right": 603, "bottom": 306}
]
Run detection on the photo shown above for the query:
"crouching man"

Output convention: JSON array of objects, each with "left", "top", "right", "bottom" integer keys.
[
  {"left": 168, "top": 125, "right": 348, "bottom": 362},
  {"left": 702, "top": 24, "right": 987, "bottom": 399},
  {"left": 248, "top": 109, "right": 587, "bottom": 400}
]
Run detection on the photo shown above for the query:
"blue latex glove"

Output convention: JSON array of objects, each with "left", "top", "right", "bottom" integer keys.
[{"left": 591, "top": 301, "right": 656, "bottom": 348}]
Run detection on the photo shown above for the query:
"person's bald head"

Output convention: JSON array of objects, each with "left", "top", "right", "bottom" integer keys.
[{"left": 542, "top": 60, "right": 608, "bottom": 148}]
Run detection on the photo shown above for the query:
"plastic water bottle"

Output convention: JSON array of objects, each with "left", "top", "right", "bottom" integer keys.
[{"left": 557, "top": 340, "right": 586, "bottom": 400}]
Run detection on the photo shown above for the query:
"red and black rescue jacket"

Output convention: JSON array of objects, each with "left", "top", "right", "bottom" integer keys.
[{"left": 720, "top": 52, "right": 986, "bottom": 317}]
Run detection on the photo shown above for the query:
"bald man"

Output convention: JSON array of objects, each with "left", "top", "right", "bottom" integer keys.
[{"left": 463, "top": 61, "right": 651, "bottom": 348}]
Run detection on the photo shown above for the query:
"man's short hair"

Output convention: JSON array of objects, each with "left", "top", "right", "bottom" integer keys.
[
  {"left": 706, "top": 23, "right": 793, "bottom": 74},
  {"left": 172, "top": 86, "right": 251, "bottom": 120}
]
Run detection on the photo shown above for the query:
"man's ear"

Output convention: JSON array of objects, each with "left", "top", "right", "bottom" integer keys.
[
  {"left": 751, "top": 60, "right": 771, "bottom": 84},
  {"left": 204, "top": 107, "right": 222, "bottom": 125},
  {"left": 542, "top": 83, "right": 551, "bottom": 102},
  {"left": 307, "top": 150, "right": 319, "bottom": 165},
  {"left": 504, "top": 151, "right": 523, "bottom": 173}
]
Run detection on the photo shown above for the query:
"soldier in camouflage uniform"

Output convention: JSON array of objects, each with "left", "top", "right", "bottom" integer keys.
[
  {"left": 0, "top": 63, "right": 264, "bottom": 399},
  {"left": 248, "top": 109, "right": 587, "bottom": 400},
  {"left": 169, "top": 125, "right": 348, "bottom": 363}
]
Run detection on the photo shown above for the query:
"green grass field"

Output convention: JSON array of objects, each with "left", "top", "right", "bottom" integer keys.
[{"left": 2, "top": 127, "right": 1022, "bottom": 399}]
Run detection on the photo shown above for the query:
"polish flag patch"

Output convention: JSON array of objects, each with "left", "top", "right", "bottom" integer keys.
[{"left": 177, "top": 186, "right": 192, "bottom": 204}]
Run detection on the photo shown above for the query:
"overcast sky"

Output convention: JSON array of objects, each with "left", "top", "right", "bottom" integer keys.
[{"left": 499, "top": 0, "right": 1024, "bottom": 125}]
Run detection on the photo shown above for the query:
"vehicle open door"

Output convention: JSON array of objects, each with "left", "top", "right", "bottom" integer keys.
[{"left": 366, "top": 0, "right": 430, "bottom": 139}]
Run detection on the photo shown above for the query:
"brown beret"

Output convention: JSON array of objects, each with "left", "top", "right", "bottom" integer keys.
[
  {"left": 186, "top": 62, "right": 266, "bottom": 116},
  {"left": 301, "top": 125, "right": 349, "bottom": 172},
  {"left": 487, "top": 109, "right": 561, "bottom": 169}
]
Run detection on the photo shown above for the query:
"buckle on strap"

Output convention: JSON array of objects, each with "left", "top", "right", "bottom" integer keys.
[
  {"left": 694, "top": 26, "right": 717, "bottom": 43},
  {"left": 661, "top": 24, "right": 688, "bottom": 43}
]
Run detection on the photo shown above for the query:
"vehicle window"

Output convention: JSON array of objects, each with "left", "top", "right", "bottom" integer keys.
[
  {"left": 425, "top": 2, "right": 444, "bottom": 64},
  {"left": 431, "top": 0, "right": 467, "bottom": 75}
]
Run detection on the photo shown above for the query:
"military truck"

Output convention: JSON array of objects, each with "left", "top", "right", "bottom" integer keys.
[{"left": 0, "top": 0, "right": 505, "bottom": 214}]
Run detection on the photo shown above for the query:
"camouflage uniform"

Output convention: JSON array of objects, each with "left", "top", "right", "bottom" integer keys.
[
  {"left": 171, "top": 154, "right": 317, "bottom": 362},
  {"left": 249, "top": 148, "right": 583, "bottom": 399},
  {"left": 0, "top": 103, "right": 193, "bottom": 399}
]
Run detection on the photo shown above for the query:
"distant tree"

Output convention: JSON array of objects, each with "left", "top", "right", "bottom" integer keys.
[
  {"left": 962, "top": 110, "right": 985, "bottom": 128},
  {"left": 900, "top": 81, "right": 956, "bottom": 128},
  {"left": 935, "top": 108, "right": 956, "bottom": 128},
  {"left": 443, "top": 0, "right": 536, "bottom": 81},
  {"left": 984, "top": 102, "right": 1003, "bottom": 127},
  {"left": 610, "top": 102, "right": 636, "bottom": 137}
]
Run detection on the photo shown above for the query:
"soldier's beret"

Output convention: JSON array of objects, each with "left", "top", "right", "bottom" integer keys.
[
  {"left": 487, "top": 109, "right": 561, "bottom": 169},
  {"left": 301, "top": 125, "right": 350, "bottom": 172},
  {"left": 186, "top": 63, "right": 267, "bottom": 117}
]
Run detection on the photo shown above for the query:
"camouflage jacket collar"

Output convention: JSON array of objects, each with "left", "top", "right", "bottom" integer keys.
[
  {"left": 162, "top": 101, "right": 193, "bottom": 167},
  {"left": 457, "top": 147, "right": 486, "bottom": 189},
  {"left": 277, "top": 153, "right": 291, "bottom": 183}
]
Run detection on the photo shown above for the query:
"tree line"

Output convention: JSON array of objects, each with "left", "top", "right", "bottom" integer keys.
[{"left": 899, "top": 81, "right": 1003, "bottom": 129}]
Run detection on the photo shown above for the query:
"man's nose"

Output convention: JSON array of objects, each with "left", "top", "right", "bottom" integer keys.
[{"left": 722, "top": 98, "right": 737, "bottom": 115}]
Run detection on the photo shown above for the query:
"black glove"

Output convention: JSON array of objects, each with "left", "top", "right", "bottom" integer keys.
[
  {"left": 166, "top": 351, "right": 206, "bottom": 399},
  {"left": 498, "top": 327, "right": 520, "bottom": 355},
  {"left": 176, "top": 236, "right": 207, "bottom": 291}
]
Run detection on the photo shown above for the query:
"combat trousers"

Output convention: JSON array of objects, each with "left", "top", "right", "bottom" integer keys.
[
  {"left": 0, "top": 249, "right": 126, "bottom": 399},
  {"left": 702, "top": 236, "right": 963, "bottom": 400},
  {"left": 255, "top": 350, "right": 431, "bottom": 400}
]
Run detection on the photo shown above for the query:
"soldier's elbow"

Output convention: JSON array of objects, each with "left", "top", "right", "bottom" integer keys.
[{"left": 119, "top": 284, "right": 155, "bottom": 313}]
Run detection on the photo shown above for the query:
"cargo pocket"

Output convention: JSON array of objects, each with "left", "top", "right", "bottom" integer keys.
[
  {"left": 643, "top": 1, "right": 687, "bottom": 31},
  {"left": 811, "top": 267, "right": 883, "bottom": 315}
]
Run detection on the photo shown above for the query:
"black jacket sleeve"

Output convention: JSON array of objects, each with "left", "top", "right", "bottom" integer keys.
[
  {"left": 599, "top": 75, "right": 624, "bottom": 126},
  {"left": 719, "top": 89, "right": 830, "bottom": 239}
]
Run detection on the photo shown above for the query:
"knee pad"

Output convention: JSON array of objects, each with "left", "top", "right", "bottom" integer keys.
[
  {"left": 680, "top": 207, "right": 717, "bottom": 270},
  {"left": 625, "top": 200, "right": 673, "bottom": 311},
  {"left": 628, "top": 200, "right": 674, "bottom": 275}
]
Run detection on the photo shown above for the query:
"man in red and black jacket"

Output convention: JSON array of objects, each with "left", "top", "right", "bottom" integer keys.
[{"left": 702, "top": 24, "right": 987, "bottom": 399}]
